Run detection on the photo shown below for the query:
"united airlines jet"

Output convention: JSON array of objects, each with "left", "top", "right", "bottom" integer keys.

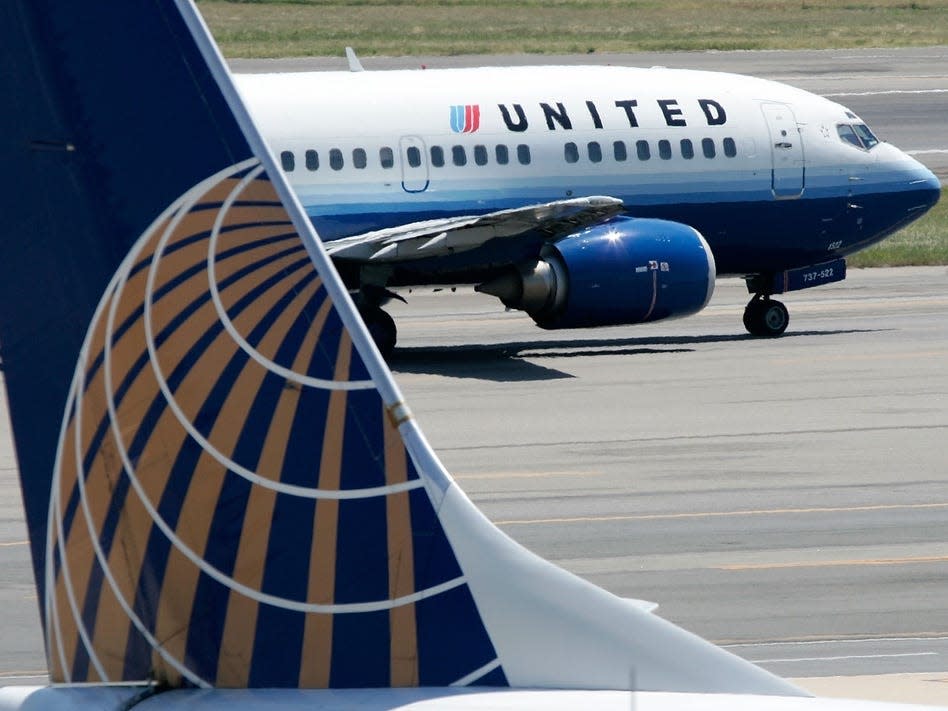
[
  {"left": 236, "top": 60, "right": 940, "bottom": 354},
  {"left": 0, "top": 1, "right": 944, "bottom": 709}
]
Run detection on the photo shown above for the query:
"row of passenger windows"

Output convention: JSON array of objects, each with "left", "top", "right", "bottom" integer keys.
[
  {"left": 278, "top": 136, "right": 737, "bottom": 173},
  {"left": 564, "top": 137, "right": 737, "bottom": 163},
  {"left": 289, "top": 146, "right": 380, "bottom": 172},
  {"left": 428, "top": 143, "right": 532, "bottom": 167},
  {"left": 279, "top": 143, "right": 532, "bottom": 173}
]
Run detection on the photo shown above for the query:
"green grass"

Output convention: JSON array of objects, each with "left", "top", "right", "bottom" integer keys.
[
  {"left": 198, "top": 0, "right": 948, "bottom": 58},
  {"left": 848, "top": 194, "right": 948, "bottom": 267}
]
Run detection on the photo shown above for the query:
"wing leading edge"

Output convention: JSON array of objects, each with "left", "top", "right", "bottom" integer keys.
[{"left": 326, "top": 196, "right": 624, "bottom": 261}]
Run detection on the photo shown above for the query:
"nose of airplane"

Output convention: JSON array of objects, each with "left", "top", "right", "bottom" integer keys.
[
  {"left": 900, "top": 150, "right": 941, "bottom": 208},
  {"left": 918, "top": 165, "right": 942, "bottom": 209},
  {"left": 889, "top": 145, "right": 942, "bottom": 215},
  {"left": 866, "top": 145, "right": 942, "bottom": 236}
]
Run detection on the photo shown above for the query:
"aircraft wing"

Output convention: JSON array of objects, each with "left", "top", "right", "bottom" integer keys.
[{"left": 326, "top": 196, "right": 625, "bottom": 261}]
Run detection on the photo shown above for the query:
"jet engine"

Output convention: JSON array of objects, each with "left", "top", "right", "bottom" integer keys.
[{"left": 476, "top": 217, "right": 715, "bottom": 329}]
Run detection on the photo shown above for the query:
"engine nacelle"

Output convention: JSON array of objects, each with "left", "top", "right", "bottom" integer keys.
[{"left": 476, "top": 217, "right": 716, "bottom": 329}]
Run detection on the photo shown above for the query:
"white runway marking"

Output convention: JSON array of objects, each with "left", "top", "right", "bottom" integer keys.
[
  {"left": 823, "top": 88, "right": 948, "bottom": 98},
  {"left": 757, "top": 653, "right": 938, "bottom": 664},
  {"left": 724, "top": 637, "right": 948, "bottom": 649}
]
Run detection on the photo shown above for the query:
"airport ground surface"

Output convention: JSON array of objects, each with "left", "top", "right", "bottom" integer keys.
[
  {"left": 2, "top": 268, "right": 946, "bottom": 703},
  {"left": 385, "top": 267, "right": 948, "bottom": 703},
  {"left": 0, "top": 48, "right": 945, "bottom": 704}
]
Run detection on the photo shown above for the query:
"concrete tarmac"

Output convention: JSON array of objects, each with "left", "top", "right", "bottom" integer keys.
[
  {"left": 384, "top": 266, "right": 948, "bottom": 702},
  {"left": 3, "top": 267, "right": 946, "bottom": 702},
  {"left": 388, "top": 269, "right": 948, "bottom": 654}
]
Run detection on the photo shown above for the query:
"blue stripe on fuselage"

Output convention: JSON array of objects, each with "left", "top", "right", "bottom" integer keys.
[{"left": 301, "top": 171, "right": 938, "bottom": 275}]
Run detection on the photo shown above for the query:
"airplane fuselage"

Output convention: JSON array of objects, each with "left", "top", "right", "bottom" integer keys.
[{"left": 238, "top": 65, "right": 940, "bottom": 284}]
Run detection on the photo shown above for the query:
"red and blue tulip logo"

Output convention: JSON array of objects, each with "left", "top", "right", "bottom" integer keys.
[{"left": 450, "top": 104, "right": 480, "bottom": 133}]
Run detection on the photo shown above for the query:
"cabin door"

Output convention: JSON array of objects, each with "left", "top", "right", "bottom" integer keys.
[{"left": 762, "top": 103, "right": 805, "bottom": 199}]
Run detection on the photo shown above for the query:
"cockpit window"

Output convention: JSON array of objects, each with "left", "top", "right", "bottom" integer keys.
[
  {"left": 837, "top": 124, "right": 862, "bottom": 148},
  {"left": 852, "top": 123, "right": 879, "bottom": 149},
  {"left": 837, "top": 123, "right": 879, "bottom": 150}
]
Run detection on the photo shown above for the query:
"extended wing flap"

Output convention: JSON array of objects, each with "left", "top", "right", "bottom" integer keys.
[{"left": 327, "top": 196, "right": 624, "bottom": 262}]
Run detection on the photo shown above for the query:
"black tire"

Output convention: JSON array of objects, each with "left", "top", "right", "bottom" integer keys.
[
  {"left": 359, "top": 305, "right": 397, "bottom": 358},
  {"left": 744, "top": 298, "right": 789, "bottom": 337},
  {"left": 742, "top": 300, "right": 763, "bottom": 335}
]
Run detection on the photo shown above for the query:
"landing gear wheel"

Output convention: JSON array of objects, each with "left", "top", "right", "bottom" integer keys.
[
  {"left": 743, "top": 297, "right": 789, "bottom": 338},
  {"left": 359, "top": 305, "right": 397, "bottom": 358}
]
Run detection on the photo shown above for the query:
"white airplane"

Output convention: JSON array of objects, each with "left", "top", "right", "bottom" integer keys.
[
  {"left": 0, "top": 1, "right": 943, "bottom": 710},
  {"left": 234, "top": 57, "right": 940, "bottom": 353}
]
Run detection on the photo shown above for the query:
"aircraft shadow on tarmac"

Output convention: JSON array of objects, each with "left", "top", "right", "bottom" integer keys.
[{"left": 389, "top": 328, "right": 880, "bottom": 382}]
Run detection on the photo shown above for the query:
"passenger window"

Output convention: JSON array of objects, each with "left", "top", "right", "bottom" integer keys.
[
  {"left": 680, "top": 139, "right": 694, "bottom": 160},
  {"left": 430, "top": 145, "right": 445, "bottom": 167},
  {"left": 352, "top": 148, "right": 367, "bottom": 169},
  {"left": 588, "top": 141, "right": 602, "bottom": 163},
  {"left": 723, "top": 137, "right": 737, "bottom": 157},
  {"left": 329, "top": 148, "right": 344, "bottom": 170},
  {"left": 853, "top": 123, "right": 879, "bottom": 149},
  {"left": 517, "top": 144, "right": 531, "bottom": 165},
  {"left": 474, "top": 144, "right": 488, "bottom": 166},
  {"left": 658, "top": 140, "right": 672, "bottom": 160},
  {"left": 406, "top": 146, "right": 421, "bottom": 168},
  {"left": 452, "top": 145, "right": 467, "bottom": 166},
  {"left": 495, "top": 145, "right": 509, "bottom": 165},
  {"left": 564, "top": 142, "right": 579, "bottom": 163},
  {"left": 280, "top": 150, "right": 295, "bottom": 172},
  {"left": 837, "top": 124, "right": 863, "bottom": 148},
  {"left": 380, "top": 146, "right": 394, "bottom": 169},
  {"left": 702, "top": 138, "right": 715, "bottom": 158},
  {"left": 636, "top": 140, "right": 650, "bottom": 161},
  {"left": 613, "top": 141, "right": 627, "bottom": 162},
  {"left": 305, "top": 149, "right": 318, "bottom": 171}
]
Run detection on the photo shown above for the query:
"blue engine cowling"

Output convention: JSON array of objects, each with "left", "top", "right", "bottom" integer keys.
[{"left": 476, "top": 216, "right": 716, "bottom": 329}]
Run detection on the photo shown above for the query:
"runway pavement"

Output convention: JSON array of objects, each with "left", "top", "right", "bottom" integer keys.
[
  {"left": 383, "top": 266, "right": 948, "bottom": 700},
  {"left": 2, "top": 267, "right": 946, "bottom": 702}
]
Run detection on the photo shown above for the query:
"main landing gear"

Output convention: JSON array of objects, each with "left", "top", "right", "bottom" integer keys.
[
  {"left": 355, "top": 284, "right": 402, "bottom": 358},
  {"left": 743, "top": 294, "right": 789, "bottom": 338},
  {"left": 358, "top": 304, "right": 397, "bottom": 357}
]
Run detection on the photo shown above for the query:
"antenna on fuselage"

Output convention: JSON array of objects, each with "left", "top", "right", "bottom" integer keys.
[{"left": 345, "top": 46, "right": 365, "bottom": 72}]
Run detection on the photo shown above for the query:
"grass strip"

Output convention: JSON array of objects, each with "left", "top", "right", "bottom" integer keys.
[{"left": 199, "top": 0, "right": 948, "bottom": 58}]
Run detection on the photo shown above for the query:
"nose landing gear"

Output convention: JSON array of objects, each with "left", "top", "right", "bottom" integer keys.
[
  {"left": 743, "top": 294, "right": 789, "bottom": 337},
  {"left": 741, "top": 259, "right": 846, "bottom": 338}
]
